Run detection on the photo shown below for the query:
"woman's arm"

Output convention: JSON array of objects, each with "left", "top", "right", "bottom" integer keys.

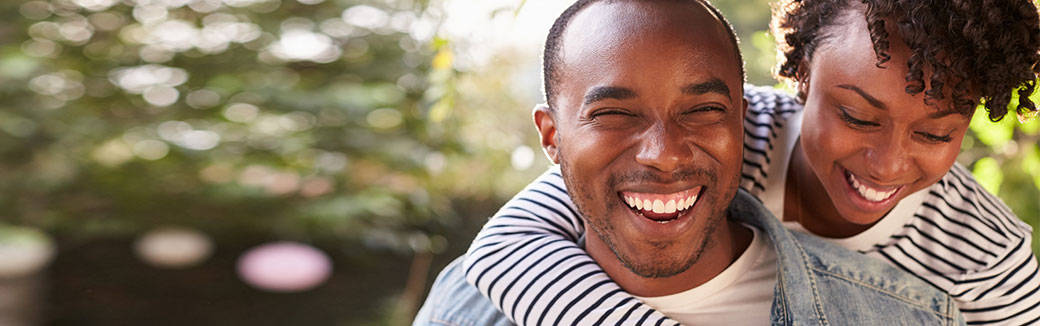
[
  {"left": 462, "top": 166, "right": 678, "bottom": 326},
  {"left": 943, "top": 165, "right": 1040, "bottom": 324}
]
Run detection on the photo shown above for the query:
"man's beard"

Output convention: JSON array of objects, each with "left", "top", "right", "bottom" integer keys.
[
  {"left": 559, "top": 155, "right": 725, "bottom": 279},
  {"left": 605, "top": 217, "right": 720, "bottom": 278}
]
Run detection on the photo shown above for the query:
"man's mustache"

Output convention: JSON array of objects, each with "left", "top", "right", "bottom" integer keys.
[{"left": 606, "top": 168, "right": 717, "bottom": 188}]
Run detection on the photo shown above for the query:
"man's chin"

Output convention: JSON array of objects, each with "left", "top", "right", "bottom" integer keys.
[
  {"left": 622, "top": 257, "right": 696, "bottom": 279},
  {"left": 607, "top": 238, "right": 707, "bottom": 279}
]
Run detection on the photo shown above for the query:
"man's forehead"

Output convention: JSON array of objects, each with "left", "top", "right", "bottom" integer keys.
[
  {"left": 563, "top": 1, "right": 726, "bottom": 42},
  {"left": 558, "top": 1, "right": 737, "bottom": 71},
  {"left": 553, "top": 1, "right": 741, "bottom": 96}
]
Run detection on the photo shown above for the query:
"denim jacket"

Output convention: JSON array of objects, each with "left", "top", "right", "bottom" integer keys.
[{"left": 414, "top": 190, "right": 966, "bottom": 325}]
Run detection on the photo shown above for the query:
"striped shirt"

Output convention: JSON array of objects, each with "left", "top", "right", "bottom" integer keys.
[{"left": 463, "top": 85, "right": 1040, "bottom": 325}]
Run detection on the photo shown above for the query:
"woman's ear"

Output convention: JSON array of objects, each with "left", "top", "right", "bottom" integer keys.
[
  {"left": 532, "top": 104, "right": 560, "bottom": 164},
  {"left": 796, "top": 63, "right": 810, "bottom": 104}
]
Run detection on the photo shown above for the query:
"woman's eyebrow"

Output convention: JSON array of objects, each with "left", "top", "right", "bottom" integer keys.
[{"left": 837, "top": 84, "right": 887, "bottom": 109}]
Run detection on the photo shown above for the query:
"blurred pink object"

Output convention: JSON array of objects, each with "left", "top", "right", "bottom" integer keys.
[{"left": 236, "top": 241, "right": 332, "bottom": 292}]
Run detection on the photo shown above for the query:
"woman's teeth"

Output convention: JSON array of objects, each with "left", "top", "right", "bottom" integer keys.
[{"left": 847, "top": 173, "right": 898, "bottom": 202}]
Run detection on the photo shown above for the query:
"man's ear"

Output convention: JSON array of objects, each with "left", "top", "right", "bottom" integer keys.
[
  {"left": 532, "top": 104, "right": 560, "bottom": 164},
  {"left": 741, "top": 96, "right": 749, "bottom": 118}
]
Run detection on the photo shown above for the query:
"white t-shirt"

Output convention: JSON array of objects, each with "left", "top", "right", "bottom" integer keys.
[{"left": 635, "top": 225, "right": 776, "bottom": 326}]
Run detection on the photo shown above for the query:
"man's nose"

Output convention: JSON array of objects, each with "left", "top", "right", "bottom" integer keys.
[
  {"left": 635, "top": 122, "right": 691, "bottom": 172},
  {"left": 864, "top": 133, "right": 912, "bottom": 182}
]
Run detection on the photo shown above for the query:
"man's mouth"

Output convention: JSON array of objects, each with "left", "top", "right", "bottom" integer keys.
[
  {"left": 619, "top": 187, "right": 702, "bottom": 223},
  {"left": 843, "top": 169, "right": 901, "bottom": 203}
]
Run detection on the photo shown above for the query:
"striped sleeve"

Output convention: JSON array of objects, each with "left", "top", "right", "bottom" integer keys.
[
  {"left": 739, "top": 85, "right": 801, "bottom": 198},
  {"left": 942, "top": 165, "right": 1040, "bottom": 325},
  {"left": 462, "top": 166, "right": 680, "bottom": 326},
  {"left": 867, "top": 163, "right": 1040, "bottom": 325}
]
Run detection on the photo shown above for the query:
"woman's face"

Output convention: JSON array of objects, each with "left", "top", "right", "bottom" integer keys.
[{"left": 799, "top": 12, "right": 973, "bottom": 225}]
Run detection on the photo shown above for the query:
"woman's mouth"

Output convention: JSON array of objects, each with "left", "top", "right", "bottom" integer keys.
[
  {"left": 619, "top": 187, "right": 703, "bottom": 223},
  {"left": 844, "top": 169, "right": 902, "bottom": 203}
]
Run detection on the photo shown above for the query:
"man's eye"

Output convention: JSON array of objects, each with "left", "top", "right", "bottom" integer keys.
[
  {"left": 591, "top": 110, "right": 632, "bottom": 118},
  {"left": 684, "top": 106, "right": 725, "bottom": 114},
  {"left": 837, "top": 107, "right": 880, "bottom": 127},
  {"left": 680, "top": 105, "right": 726, "bottom": 123},
  {"left": 586, "top": 109, "right": 636, "bottom": 127},
  {"left": 916, "top": 131, "right": 953, "bottom": 143}
]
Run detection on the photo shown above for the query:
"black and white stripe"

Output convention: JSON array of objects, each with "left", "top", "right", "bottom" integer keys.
[
  {"left": 867, "top": 164, "right": 1040, "bottom": 325},
  {"left": 465, "top": 170, "right": 680, "bottom": 325},
  {"left": 463, "top": 85, "right": 1040, "bottom": 325}
]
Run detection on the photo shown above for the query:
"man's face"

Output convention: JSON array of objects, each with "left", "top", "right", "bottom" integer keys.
[{"left": 536, "top": 1, "right": 746, "bottom": 279}]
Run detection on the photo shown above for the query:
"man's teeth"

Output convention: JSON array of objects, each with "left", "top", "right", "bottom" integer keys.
[
  {"left": 848, "top": 173, "right": 897, "bottom": 202},
  {"left": 624, "top": 193, "right": 698, "bottom": 214}
]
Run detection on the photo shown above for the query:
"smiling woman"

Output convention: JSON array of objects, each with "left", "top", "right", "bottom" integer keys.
[{"left": 787, "top": 9, "right": 977, "bottom": 235}]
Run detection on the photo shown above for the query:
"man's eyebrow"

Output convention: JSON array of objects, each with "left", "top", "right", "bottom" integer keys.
[
  {"left": 584, "top": 86, "right": 636, "bottom": 105},
  {"left": 682, "top": 78, "right": 731, "bottom": 97},
  {"left": 837, "top": 84, "right": 887, "bottom": 110}
]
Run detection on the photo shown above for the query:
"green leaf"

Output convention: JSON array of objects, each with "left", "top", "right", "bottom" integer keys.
[
  {"left": 970, "top": 105, "right": 1016, "bottom": 148},
  {"left": 972, "top": 157, "right": 1004, "bottom": 194},
  {"left": 1020, "top": 114, "right": 1040, "bottom": 135},
  {"left": 1024, "top": 144, "right": 1040, "bottom": 190}
]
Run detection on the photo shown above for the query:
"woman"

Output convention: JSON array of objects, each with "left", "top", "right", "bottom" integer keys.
[{"left": 463, "top": 0, "right": 1040, "bottom": 324}]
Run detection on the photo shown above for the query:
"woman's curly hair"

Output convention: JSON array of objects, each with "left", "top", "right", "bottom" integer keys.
[{"left": 773, "top": 0, "right": 1040, "bottom": 121}]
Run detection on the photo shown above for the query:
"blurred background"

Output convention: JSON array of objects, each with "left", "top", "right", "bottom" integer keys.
[{"left": 0, "top": 0, "right": 1036, "bottom": 325}]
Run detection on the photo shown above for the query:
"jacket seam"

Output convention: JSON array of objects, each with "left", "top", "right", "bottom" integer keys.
[
  {"left": 810, "top": 266, "right": 958, "bottom": 321},
  {"left": 776, "top": 271, "right": 788, "bottom": 324},
  {"left": 429, "top": 313, "right": 473, "bottom": 326},
  {"left": 428, "top": 318, "right": 466, "bottom": 326},
  {"left": 792, "top": 237, "right": 830, "bottom": 326}
]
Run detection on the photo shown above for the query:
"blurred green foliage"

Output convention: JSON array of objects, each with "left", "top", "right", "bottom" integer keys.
[{"left": 0, "top": 0, "right": 495, "bottom": 256}]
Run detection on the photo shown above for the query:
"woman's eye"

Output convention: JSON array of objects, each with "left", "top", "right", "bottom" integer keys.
[
  {"left": 837, "top": 107, "right": 880, "bottom": 127},
  {"left": 916, "top": 131, "right": 953, "bottom": 143}
]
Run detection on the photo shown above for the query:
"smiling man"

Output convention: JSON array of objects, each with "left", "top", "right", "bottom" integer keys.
[
  {"left": 414, "top": 0, "right": 966, "bottom": 325},
  {"left": 541, "top": 0, "right": 751, "bottom": 299}
]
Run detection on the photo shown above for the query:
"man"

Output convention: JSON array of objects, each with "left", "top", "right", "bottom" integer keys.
[{"left": 414, "top": 0, "right": 965, "bottom": 325}]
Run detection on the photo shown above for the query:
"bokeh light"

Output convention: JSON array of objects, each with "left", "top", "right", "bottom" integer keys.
[
  {"left": 236, "top": 242, "right": 332, "bottom": 292},
  {"left": 134, "top": 227, "right": 214, "bottom": 269},
  {"left": 267, "top": 29, "right": 341, "bottom": 63},
  {"left": 0, "top": 225, "right": 55, "bottom": 279},
  {"left": 132, "top": 139, "right": 170, "bottom": 160},
  {"left": 510, "top": 145, "right": 534, "bottom": 171},
  {"left": 108, "top": 64, "right": 189, "bottom": 94}
]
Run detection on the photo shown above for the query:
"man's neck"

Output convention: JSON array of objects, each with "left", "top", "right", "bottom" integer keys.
[{"left": 587, "top": 219, "right": 753, "bottom": 297}]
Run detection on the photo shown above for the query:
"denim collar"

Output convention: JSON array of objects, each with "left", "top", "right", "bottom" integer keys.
[{"left": 727, "top": 189, "right": 825, "bottom": 325}]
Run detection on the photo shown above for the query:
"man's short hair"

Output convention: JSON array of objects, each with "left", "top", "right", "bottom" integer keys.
[{"left": 541, "top": 0, "right": 746, "bottom": 108}]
